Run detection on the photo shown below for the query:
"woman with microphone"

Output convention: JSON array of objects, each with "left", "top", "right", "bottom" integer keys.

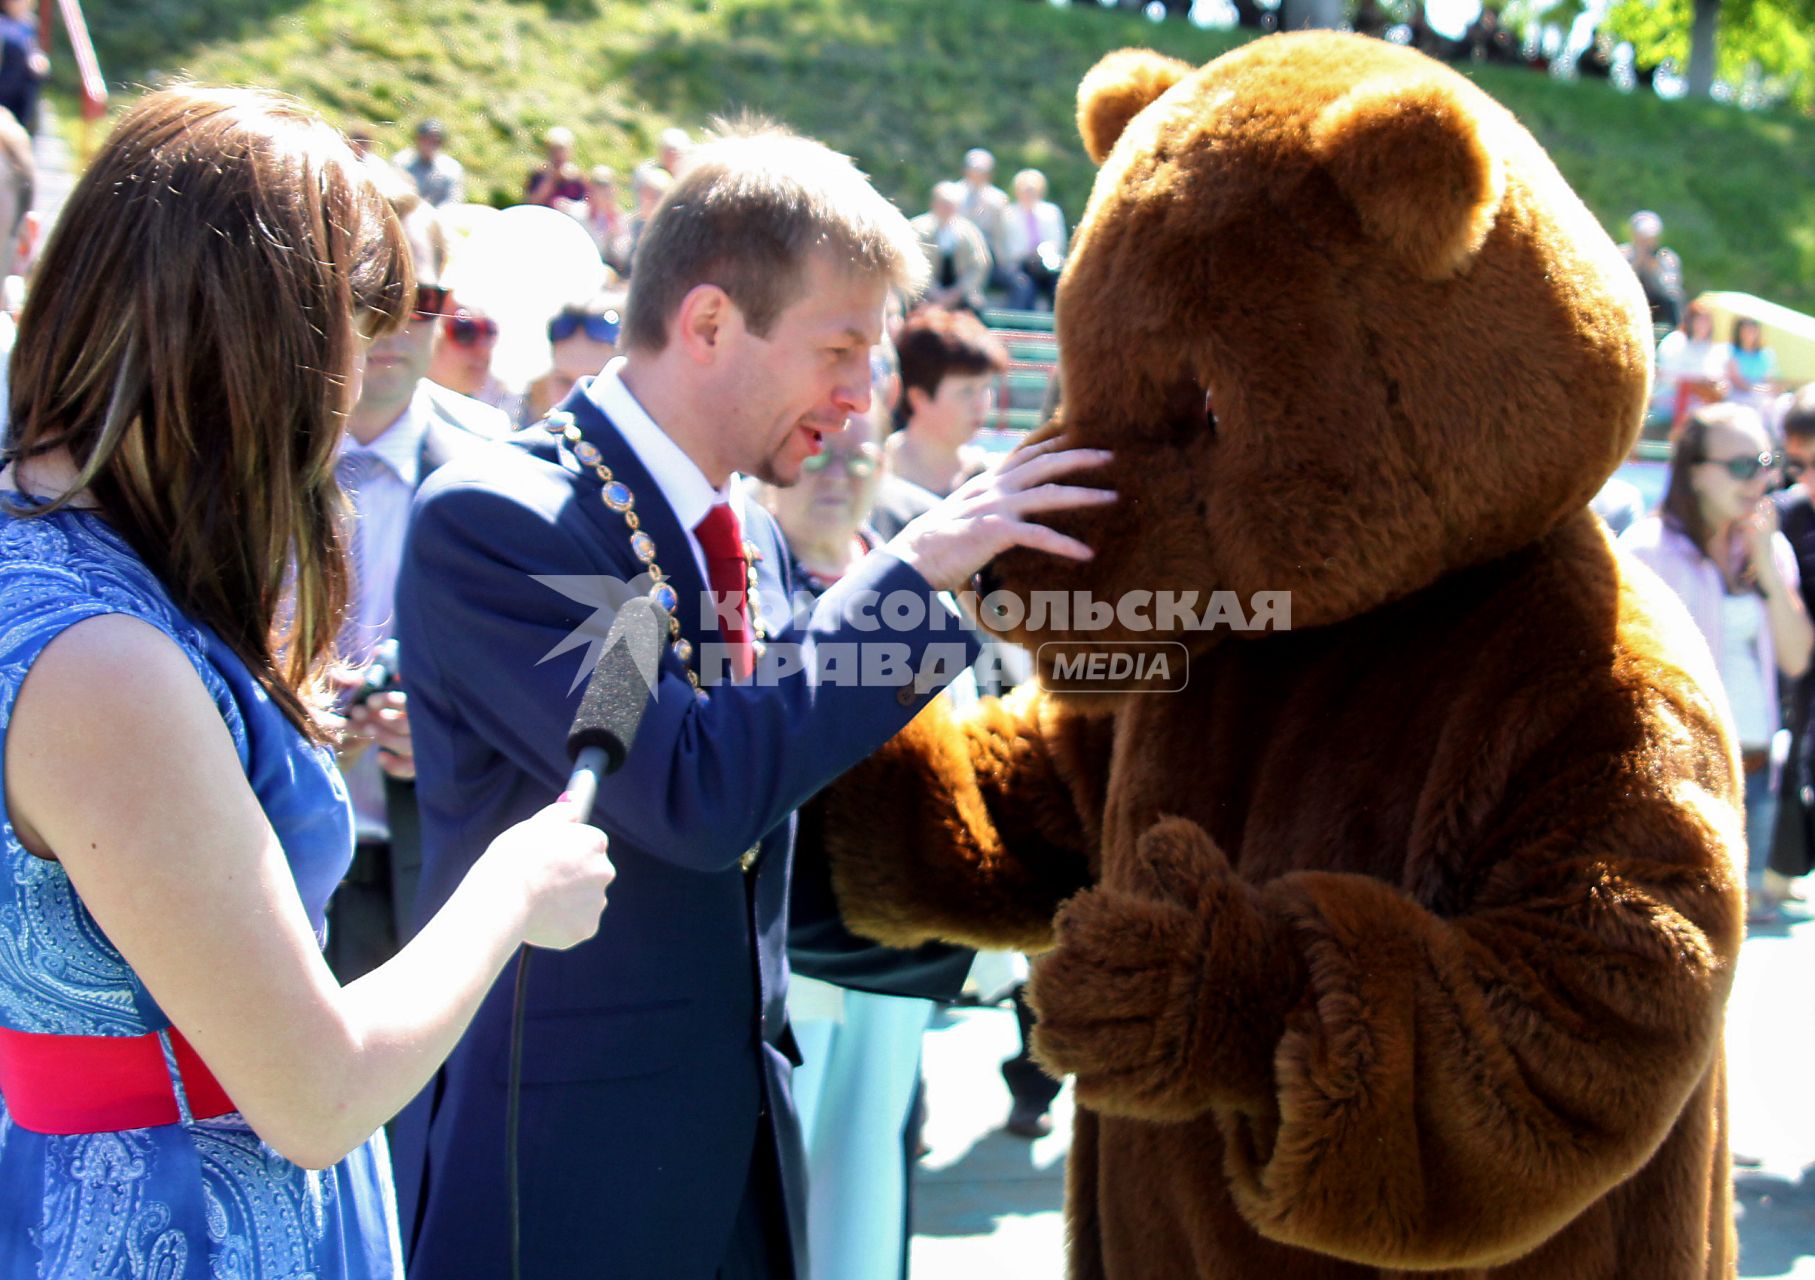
[{"left": 0, "top": 87, "right": 612, "bottom": 1276}]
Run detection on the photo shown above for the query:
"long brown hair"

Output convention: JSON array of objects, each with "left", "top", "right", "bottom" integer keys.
[
  {"left": 1660, "top": 402, "right": 1763, "bottom": 568},
  {"left": 1, "top": 87, "right": 411, "bottom": 741}
]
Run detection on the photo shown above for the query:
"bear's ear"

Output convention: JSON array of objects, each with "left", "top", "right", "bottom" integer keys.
[
  {"left": 1077, "top": 49, "right": 1194, "bottom": 166},
  {"left": 1310, "top": 77, "right": 1506, "bottom": 279}
]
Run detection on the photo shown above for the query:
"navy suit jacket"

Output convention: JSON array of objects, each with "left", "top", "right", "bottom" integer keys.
[{"left": 390, "top": 384, "right": 978, "bottom": 1279}]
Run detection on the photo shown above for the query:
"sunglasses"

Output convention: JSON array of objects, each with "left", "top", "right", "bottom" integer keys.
[
  {"left": 549, "top": 309, "right": 621, "bottom": 345},
  {"left": 413, "top": 284, "right": 452, "bottom": 320},
  {"left": 1785, "top": 456, "right": 1813, "bottom": 482},
  {"left": 443, "top": 312, "right": 499, "bottom": 347},
  {"left": 802, "top": 448, "right": 879, "bottom": 479},
  {"left": 1696, "top": 449, "right": 1781, "bottom": 481}
]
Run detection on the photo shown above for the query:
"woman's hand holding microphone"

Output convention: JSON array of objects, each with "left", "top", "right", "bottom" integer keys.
[{"left": 480, "top": 800, "right": 616, "bottom": 951}]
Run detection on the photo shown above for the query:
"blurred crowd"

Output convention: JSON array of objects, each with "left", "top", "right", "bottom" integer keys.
[
  {"left": 326, "top": 120, "right": 1071, "bottom": 445},
  {"left": 1593, "top": 206, "right": 1815, "bottom": 935}
]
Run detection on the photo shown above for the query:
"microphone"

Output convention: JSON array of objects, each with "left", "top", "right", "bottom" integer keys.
[{"left": 563, "top": 629, "right": 652, "bottom": 815}]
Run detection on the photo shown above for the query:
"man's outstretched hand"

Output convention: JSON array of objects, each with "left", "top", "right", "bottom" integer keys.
[{"left": 887, "top": 440, "right": 1115, "bottom": 593}]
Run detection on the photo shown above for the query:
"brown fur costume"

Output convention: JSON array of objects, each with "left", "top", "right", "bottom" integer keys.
[{"left": 823, "top": 32, "right": 1744, "bottom": 1279}]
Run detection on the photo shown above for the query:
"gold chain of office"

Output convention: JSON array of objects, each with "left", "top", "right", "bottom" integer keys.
[{"left": 542, "top": 411, "right": 768, "bottom": 701}]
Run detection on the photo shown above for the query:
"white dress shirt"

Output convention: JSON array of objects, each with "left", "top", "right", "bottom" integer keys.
[
  {"left": 337, "top": 386, "right": 431, "bottom": 838},
  {"left": 586, "top": 355, "right": 748, "bottom": 590},
  {"left": 993, "top": 200, "right": 1069, "bottom": 269},
  {"left": 339, "top": 387, "right": 430, "bottom": 656}
]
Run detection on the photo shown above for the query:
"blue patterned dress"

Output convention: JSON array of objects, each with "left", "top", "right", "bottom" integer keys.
[{"left": 0, "top": 502, "right": 402, "bottom": 1278}]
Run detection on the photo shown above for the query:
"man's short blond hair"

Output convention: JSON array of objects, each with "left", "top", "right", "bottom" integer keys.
[{"left": 623, "top": 119, "right": 928, "bottom": 353}]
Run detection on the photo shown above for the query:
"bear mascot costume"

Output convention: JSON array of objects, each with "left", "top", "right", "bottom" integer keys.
[{"left": 824, "top": 30, "right": 1745, "bottom": 1280}]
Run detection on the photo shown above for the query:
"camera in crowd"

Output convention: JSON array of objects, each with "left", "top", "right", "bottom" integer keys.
[{"left": 356, "top": 638, "right": 403, "bottom": 706}]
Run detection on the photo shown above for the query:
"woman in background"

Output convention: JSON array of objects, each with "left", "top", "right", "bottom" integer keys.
[
  {"left": 1653, "top": 299, "right": 1724, "bottom": 434},
  {"left": 1621, "top": 403, "right": 1812, "bottom": 923},
  {"left": 1725, "top": 315, "right": 1781, "bottom": 414},
  {"left": 0, "top": 87, "right": 611, "bottom": 1276}
]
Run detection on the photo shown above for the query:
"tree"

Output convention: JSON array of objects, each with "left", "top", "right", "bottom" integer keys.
[
  {"left": 1689, "top": 0, "right": 1721, "bottom": 96},
  {"left": 1606, "top": 0, "right": 1815, "bottom": 108},
  {"left": 1282, "top": 0, "right": 1345, "bottom": 28}
]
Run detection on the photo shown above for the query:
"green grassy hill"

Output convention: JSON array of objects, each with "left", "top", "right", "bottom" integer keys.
[{"left": 61, "top": 0, "right": 1815, "bottom": 310}]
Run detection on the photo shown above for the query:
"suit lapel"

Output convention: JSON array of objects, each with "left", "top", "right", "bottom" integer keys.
[
  {"left": 739, "top": 504, "right": 794, "bottom": 644},
  {"left": 417, "top": 415, "right": 462, "bottom": 480}
]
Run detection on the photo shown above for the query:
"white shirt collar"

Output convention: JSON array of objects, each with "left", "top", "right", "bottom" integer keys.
[
  {"left": 586, "top": 356, "right": 742, "bottom": 530},
  {"left": 339, "top": 383, "right": 430, "bottom": 487}
]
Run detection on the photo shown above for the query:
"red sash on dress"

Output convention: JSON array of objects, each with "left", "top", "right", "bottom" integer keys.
[{"left": 0, "top": 1024, "right": 236, "bottom": 1134}]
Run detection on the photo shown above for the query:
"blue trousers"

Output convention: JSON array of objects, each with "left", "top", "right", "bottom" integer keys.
[
  {"left": 791, "top": 991, "right": 935, "bottom": 1280},
  {"left": 1745, "top": 759, "right": 1777, "bottom": 882}
]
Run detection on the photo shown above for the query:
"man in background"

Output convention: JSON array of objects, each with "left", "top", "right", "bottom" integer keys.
[
  {"left": 959, "top": 147, "right": 1008, "bottom": 278},
  {"left": 771, "top": 379, "right": 977, "bottom": 1280},
  {"left": 910, "top": 182, "right": 991, "bottom": 315},
  {"left": 994, "top": 168, "right": 1067, "bottom": 312},
  {"left": 393, "top": 118, "right": 465, "bottom": 207},
  {"left": 1619, "top": 209, "right": 1684, "bottom": 330},
  {"left": 324, "top": 178, "right": 509, "bottom": 985}
]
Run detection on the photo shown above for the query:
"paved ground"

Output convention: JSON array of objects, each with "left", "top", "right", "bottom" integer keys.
[
  {"left": 913, "top": 1003, "right": 1071, "bottom": 1275},
  {"left": 1729, "top": 911, "right": 1815, "bottom": 1278},
  {"left": 913, "top": 912, "right": 1815, "bottom": 1277},
  {"left": 31, "top": 102, "right": 74, "bottom": 234}
]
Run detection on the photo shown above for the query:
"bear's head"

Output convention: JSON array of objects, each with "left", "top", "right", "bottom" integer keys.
[{"left": 985, "top": 32, "right": 1651, "bottom": 691}]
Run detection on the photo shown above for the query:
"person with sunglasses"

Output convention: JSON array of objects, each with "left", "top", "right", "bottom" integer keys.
[
  {"left": 426, "top": 300, "right": 524, "bottom": 424},
  {"left": 525, "top": 291, "right": 623, "bottom": 422},
  {"left": 1621, "top": 401, "right": 1814, "bottom": 923},
  {"left": 330, "top": 180, "right": 513, "bottom": 986}
]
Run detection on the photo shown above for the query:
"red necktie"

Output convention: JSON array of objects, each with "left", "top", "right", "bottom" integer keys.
[{"left": 694, "top": 502, "right": 754, "bottom": 681}]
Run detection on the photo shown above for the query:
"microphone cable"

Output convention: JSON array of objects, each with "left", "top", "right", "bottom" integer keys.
[
  {"left": 506, "top": 630, "right": 651, "bottom": 1280},
  {"left": 508, "top": 948, "right": 530, "bottom": 1280}
]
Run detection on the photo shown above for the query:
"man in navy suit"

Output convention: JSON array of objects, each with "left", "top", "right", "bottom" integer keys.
[{"left": 392, "top": 121, "right": 1113, "bottom": 1279}]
